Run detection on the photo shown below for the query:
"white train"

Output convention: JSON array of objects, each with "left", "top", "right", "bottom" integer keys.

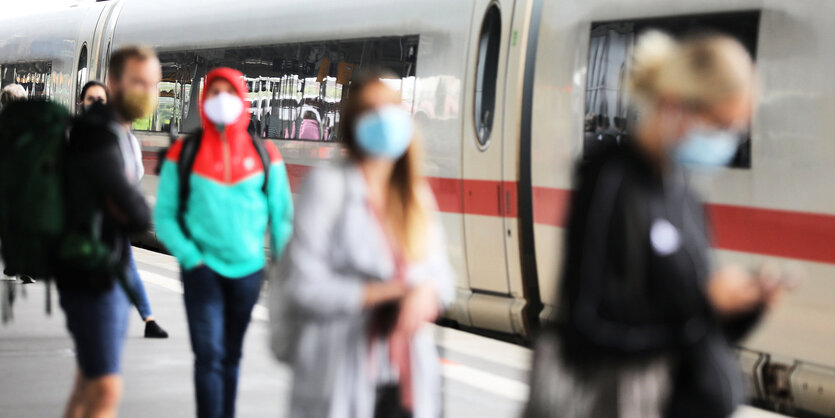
[{"left": 1, "top": 0, "right": 833, "bottom": 415}]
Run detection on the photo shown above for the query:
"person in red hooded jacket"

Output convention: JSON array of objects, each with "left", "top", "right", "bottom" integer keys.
[{"left": 154, "top": 68, "right": 293, "bottom": 418}]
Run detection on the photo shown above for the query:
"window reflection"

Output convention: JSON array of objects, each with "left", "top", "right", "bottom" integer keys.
[
  {"left": 140, "top": 36, "right": 419, "bottom": 142},
  {"left": 133, "top": 57, "right": 194, "bottom": 133},
  {"left": 76, "top": 45, "right": 88, "bottom": 108},
  {"left": 583, "top": 12, "right": 759, "bottom": 168},
  {"left": 0, "top": 62, "right": 52, "bottom": 99},
  {"left": 474, "top": 5, "right": 502, "bottom": 147}
]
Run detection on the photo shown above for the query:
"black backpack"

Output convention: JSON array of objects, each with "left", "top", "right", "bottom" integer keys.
[
  {"left": 0, "top": 100, "right": 71, "bottom": 278},
  {"left": 156, "top": 129, "right": 270, "bottom": 237},
  {"left": 1, "top": 101, "right": 145, "bottom": 315}
]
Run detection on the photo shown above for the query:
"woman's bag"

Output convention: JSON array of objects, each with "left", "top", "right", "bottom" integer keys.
[
  {"left": 269, "top": 171, "right": 349, "bottom": 364},
  {"left": 268, "top": 259, "right": 298, "bottom": 363},
  {"left": 374, "top": 384, "right": 412, "bottom": 418}
]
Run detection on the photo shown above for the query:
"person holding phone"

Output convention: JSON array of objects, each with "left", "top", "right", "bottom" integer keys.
[
  {"left": 527, "top": 32, "right": 788, "bottom": 418},
  {"left": 275, "top": 70, "right": 455, "bottom": 418}
]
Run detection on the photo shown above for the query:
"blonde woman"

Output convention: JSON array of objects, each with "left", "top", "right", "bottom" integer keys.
[
  {"left": 273, "top": 71, "right": 455, "bottom": 418},
  {"left": 526, "top": 32, "right": 785, "bottom": 418}
]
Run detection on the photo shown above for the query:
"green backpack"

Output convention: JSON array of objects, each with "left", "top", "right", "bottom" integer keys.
[{"left": 0, "top": 100, "right": 70, "bottom": 279}]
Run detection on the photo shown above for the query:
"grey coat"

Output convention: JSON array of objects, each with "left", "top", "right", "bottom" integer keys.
[{"left": 272, "top": 163, "right": 456, "bottom": 418}]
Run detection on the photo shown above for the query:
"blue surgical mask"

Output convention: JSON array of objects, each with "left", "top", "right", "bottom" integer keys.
[
  {"left": 674, "top": 127, "right": 739, "bottom": 168},
  {"left": 354, "top": 105, "right": 414, "bottom": 160}
]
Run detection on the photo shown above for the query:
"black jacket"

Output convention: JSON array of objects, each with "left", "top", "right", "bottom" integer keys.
[
  {"left": 56, "top": 103, "right": 150, "bottom": 290},
  {"left": 556, "top": 141, "right": 761, "bottom": 418}
]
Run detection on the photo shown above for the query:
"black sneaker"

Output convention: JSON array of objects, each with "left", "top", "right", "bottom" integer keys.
[{"left": 144, "top": 320, "right": 169, "bottom": 339}]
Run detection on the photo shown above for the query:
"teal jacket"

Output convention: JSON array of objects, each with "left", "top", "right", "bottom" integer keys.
[
  {"left": 155, "top": 68, "right": 293, "bottom": 278},
  {"left": 154, "top": 135, "right": 293, "bottom": 278}
]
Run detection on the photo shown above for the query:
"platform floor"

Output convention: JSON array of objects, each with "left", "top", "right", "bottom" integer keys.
[{"left": 0, "top": 247, "right": 785, "bottom": 417}]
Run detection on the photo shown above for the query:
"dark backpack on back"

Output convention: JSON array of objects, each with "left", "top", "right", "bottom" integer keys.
[
  {"left": 155, "top": 128, "right": 270, "bottom": 237},
  {"left": 0, "top": 100, "right": 71, "bottom": 278}
]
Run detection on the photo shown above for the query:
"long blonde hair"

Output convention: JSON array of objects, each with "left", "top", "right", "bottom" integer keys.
[
  {"left": 628, "top": 31, "right": 756, "bottom": 110},
  {"left": 340, "top": 71, "right": 429, "bottom": 261}
]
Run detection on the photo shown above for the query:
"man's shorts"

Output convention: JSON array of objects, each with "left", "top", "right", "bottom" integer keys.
[{"left": 59, "top": 282, "right": 130, "bottom": 378}]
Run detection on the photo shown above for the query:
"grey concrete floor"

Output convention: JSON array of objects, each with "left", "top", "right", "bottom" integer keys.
[
  {"left": 0, "top": 248, "right": 786, "bottom": 418},
  {"left": 0, "top": 248, "right": 526, "bottom": 417}
]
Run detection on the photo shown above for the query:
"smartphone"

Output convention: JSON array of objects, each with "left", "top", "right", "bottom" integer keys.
[
  {"left": 777, "top": 263, "right": 804, "bottom": 290},
  {"left": 756, "top": 262, "right": 803, "bottom": 291}
]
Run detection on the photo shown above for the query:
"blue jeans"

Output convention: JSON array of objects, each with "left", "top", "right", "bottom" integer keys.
[
  {"left": 126, "top": 248, "right": 153, "bottom": 320},
  {"left": 182, "top": 265, "right": 263, "bottom": 418}
]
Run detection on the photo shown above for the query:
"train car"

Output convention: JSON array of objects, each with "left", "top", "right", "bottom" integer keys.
[{"left": 1, "top": 0, "right": 833, "bottom": 415}]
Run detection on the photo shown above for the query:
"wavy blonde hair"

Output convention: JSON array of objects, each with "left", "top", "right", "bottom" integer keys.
[
  {"left": 340, "top": 71, "right": 429, "bottom": 261},
  {"left": 628, "top": 31, "right": 756, "bottom": 110}
]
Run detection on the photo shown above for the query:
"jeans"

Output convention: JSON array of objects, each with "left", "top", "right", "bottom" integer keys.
[
  {"left": 126, "top": 248, "right": 153, "bottom": 320},
  {"left": 182, "top": 265, "right": 263, "bottom": 418}
]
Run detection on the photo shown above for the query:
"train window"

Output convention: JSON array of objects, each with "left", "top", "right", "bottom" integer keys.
[
  {"left": 146, "top": 35, "right": 419, "bottom": 141},
  {"left": 133, "top": 52, "right": 197, "bottom": 133},
  {"left": 583, "top": 11, "right": 759, "bottom": 168},
  {"left": 0, "top": 61, "right": 52, "bottom": 100},
  {"left": 474, "top": 4, "right": 501, "bottom": 147},
  {"left": 76, "top": 44, "right": 88, "bottom": 109}
]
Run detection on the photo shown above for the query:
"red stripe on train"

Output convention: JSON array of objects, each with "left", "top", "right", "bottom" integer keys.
[
  {"left": 278, "top": 162, "right": 835, "bottom": 264},
  {"left": 708, "top": 204, "right": 835, "bottom": 264},
  {"left": 426, "top": 177, "right": 519, "bottom": 217},
  {"left": 142, "top": 154, "right": 835, "bottom": 264},
  {"left": 142, "top": 152, "right": 159, "bottom": 175},
  {"left": 528, "top": 187, "right": 835, "bottom": 264},
  {"left": 284, "top": 163, "right": 311, "bottom": 192},
  {"left": 275, "top": 164, "right": 519, "bottom": 217},
  {"left": 532, "top": 186, "right": 571, "bottom": 228}
]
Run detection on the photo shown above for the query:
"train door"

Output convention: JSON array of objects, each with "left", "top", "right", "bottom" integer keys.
[
  {"left": 73, "top": 4, "right": 110, "bottom": 113},
  {"left": 461, "top": 0, "right": 520, "bottom": 333},
  {"left": 91, "top": 1, "right": 124, "bottom": 83}
]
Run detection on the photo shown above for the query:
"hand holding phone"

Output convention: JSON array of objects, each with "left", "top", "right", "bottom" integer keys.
[{"left": 755, "top": 262, "right": 804, "bottom": 307}]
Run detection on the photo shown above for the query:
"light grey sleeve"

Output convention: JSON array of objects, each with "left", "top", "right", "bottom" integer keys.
[
  {"left": 282, "top": 168, "right": 365, "bottom": 318},
  {"left": 426, "top": 215, "right": 457, "bottom": 308},
  {"left": 407, "top": 188, "right": 457, "bottom": 308}
]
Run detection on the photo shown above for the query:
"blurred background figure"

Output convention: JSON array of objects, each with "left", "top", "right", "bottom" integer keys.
[
  {"left": 0, "top": 83, "right": 27, "bottom": 110},
  {"left": 272, "top": 71, "right": 455, "bottom": 418},
  {"left": 78, "top": 79, "right": 169, "bottom": 339},
  {"left": 297, "top": 107, "right": 322, "bottom": 140},
  {"left": 154, "top": 67, "right": 293, "bottom": 418},
  {"left": 58, "top": 46, "right": 157, "bottom": 418},
  {"left": 78, "top": 80, "right": 107, "bottom": 111},
  {"left": 523, "top": 31, "right": 787, "bottom": 418},
  {"left": 612, "top": 116, "right": 629, "bottom": 145},
  {"left": 0, "top": 83, "right": 28, "bottom": 318}
]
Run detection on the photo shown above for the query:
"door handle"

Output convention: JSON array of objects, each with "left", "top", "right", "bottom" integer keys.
[{"left": 497, "top": 184, "right": 503, "bottom": 215}]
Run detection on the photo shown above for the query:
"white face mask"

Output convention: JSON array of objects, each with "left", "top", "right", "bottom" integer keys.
[{"left": 203, "top": 92, "right": 243, "bottom": 128}]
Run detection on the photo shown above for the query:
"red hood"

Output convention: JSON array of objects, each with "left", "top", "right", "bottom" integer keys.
[{"left": 200, "top": 67, "right": 251, "bottom": 138}]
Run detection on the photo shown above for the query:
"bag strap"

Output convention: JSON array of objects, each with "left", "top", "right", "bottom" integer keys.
[
  {"left": 176, "top": 129, "right": 203, "bottom": 239},
  {"left": 175, "top": 129, "right": 271, "bottom": 238},
  {"left": 249, "top": 133, "right": 270, "bottom": 195}
]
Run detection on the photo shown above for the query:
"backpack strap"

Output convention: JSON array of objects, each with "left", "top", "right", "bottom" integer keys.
[
  {"left": 175, "top": 129, "right": 270, "bottom": 238},
  {"left": 176, "top": 129, "right": 203, "bottom": 239},
  {"left": 250, "top": 134, "right": 270, "bottom": 195},
  {"left": 153, "top": 147, "right": 168, "bottom": 176}
]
